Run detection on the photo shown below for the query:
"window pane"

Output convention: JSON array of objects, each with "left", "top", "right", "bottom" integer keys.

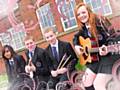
[
  {"left": 0, "top": 23, "right": 26, "bottom": 50},
  {"left": 56, "top": 0, "right": 77, "bottom": 31},
  {"left": 83, "top": 0, "right": 112, "bottom": 16},
  {"left": 36, "top": 3, "right": 57, "bottom": 35}
]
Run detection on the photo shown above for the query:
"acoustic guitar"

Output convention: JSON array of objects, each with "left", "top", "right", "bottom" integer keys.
[{"left": 79, "top": 36, "right": 120, "bottom": 65}]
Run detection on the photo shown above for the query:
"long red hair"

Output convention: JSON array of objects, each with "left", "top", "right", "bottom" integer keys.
[{"left": 74, "top": 3, "right": 98, "bottom": 39}]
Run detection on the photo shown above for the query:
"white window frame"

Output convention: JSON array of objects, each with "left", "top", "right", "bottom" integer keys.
[
  {"left": 36, "top": 3, "right": 57, "bottom": 35},
  {"left": 0, "top": 23, "right": 26, "bottom": 50},
  {"left": 55, "top": 0, "right": 77, "bottom": 31},
  {"left": 83, "top": 0, "right": 112, "bottom": 16}
]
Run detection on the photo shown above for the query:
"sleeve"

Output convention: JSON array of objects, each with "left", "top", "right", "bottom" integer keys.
[
  {"left": 25, "top": 51, "right": 29, "bottom": 65},
  {"left": 66, "top": 43, "right": 78, "bottom": 72},
  {"left": 44, "top": 50, "right": 54, "bottom": 71},
  {"left": 35, "top": 50, "right": 54, "bottom": 75},
  {"left": 100, "top": 16, "right": 115, "bottom": 36},
  {"left": 73, "top": 31, "right": 81, "bottom": 46},
  {"left": 17, "top": 55, "right": 26, "bottom": 73},
  {"left": 4, "top": 61, "right": 11, "bottom": 82}
]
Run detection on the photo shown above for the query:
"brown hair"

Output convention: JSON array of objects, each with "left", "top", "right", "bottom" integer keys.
[
  {"left": 2, "top": 45, "right": 16, "bottom": 60},
  {"left": 75, "top": 3, "right": 98, "bottom": 39}
]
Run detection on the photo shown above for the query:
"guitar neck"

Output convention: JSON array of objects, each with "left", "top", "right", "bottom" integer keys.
[
  {"left": 90, "top": 43, "right": 120, "bottom": 54},
  {"left": 90, "top": 48, "right": 99, "bottom": 53},
  {"left": 107, "top": 44, "right": 120, "bottom": 53}
]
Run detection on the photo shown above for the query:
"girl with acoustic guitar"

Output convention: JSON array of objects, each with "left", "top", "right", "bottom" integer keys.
[{"left": 73, "top": 3, "right": 118, "bottom": 90}]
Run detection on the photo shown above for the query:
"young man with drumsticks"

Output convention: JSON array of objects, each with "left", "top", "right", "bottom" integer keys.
[
  {"left": 24, "top": 35, "right": 54, "bottom": 88},
  {"left": 44, "top": 27, "right": 78, "bottom": 89}
]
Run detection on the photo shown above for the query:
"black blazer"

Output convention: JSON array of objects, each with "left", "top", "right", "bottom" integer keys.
[
  {"left": 46, "top": 40, "right": 78, "bottom": 72},
  {"left": 25, "top": 46, "right": 53, "bottom": 77},
  {"left": 73, "top": 16, "right": 115, "bottom": 47},
  {"left": 5, "top": 55, "right": 26, "bottom": 82}
]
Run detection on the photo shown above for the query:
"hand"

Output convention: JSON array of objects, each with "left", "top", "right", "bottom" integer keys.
[
  {"left": 51, "top": 70, "right": 58, "bottom": 77},
  {"left": 30, "top": 62, "right": 36, "bottom": 71},
  {"left": 25, "top": 62, "right": 36, "bottom": 73},
  {"left": 99, "top": 45, "right": 108, "bottom": 56},
  {"left": 28, "top": 59, "right": 36, "bottom": 72},
  {"left": 57, "top": 68, "right": 68, "bottom": 74},
  {"left": 25, "top": 65, "right": 31, "bottom": 73},
  {"left": 75, "top": 45, "right": 84, "bottom": 55}
]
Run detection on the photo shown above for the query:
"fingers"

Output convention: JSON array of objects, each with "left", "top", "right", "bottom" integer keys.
[
  {"left": 75, "top": 45, "right": 84, "bottom": 55},
  {"left": 99, "top": 45, "right": 108, "bottom": 56},
  {"left": 25, "top": 61, "right": 36, "bottom": 73},
  {"left": 57, "top": 68, "right": 68, "bottom": 74},
  {"left": 51, "top": 68, "right": 68, "bottom": 77},
  {"left": 31, "top": 64, "right": 36, "bottom": 71},
  {"left": 25, "top": 65, "right": 34, "bottom": 78},
  {"left": 25, "top": 65, "right": 31, "bottom": 73},
  {"left": 51, "top": 70, "right": 58, "bottom": 77}
]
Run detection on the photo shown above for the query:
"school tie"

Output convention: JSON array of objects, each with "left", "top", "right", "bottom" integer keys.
[
  {"left": 52, "top": 46, "right": 59, "bottom": 61},
  {"left": 29, "top": 51, "right": 33, "bottom": 59},
  {"left": 9, "top": 60, "right": 14, "bottom": 66},
  {"left": 9, "top": 60, "right": 14, "bottom": 71}
]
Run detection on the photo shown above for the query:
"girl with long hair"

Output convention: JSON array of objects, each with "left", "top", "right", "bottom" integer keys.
[{"left": 73, "top": 3, "right": 117, "bottom": 90}]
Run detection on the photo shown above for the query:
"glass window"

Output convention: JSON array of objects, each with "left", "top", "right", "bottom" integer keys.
[
  {"left": 56, "top": 0, "right": 77, "bottom": 31},
  {"left": 0, "top": 23, "right": 26, "bottom": 50},
  {"left": 83, "top": 0, "right": 112, "bottom": 16},
  {"left": 36, "top": 3, "right": 57, "bottom": 35}
]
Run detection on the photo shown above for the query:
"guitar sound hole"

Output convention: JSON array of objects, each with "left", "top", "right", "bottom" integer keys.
[
  {"left": 83, "top": 53, "right": 88, "bottom": 60},
  {"left": 85, "top": 47, "right": 89, "bottom": 55}
]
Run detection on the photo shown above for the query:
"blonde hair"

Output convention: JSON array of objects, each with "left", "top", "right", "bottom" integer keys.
[
  {"left": 24, "top": 35, "right": 34, "bottom": 42},
  {"left": 43, "top": 27, "right": 54, "bottom": 34},
  {"left": 75, "top": 3, "right": 97, "bottom": 39}
]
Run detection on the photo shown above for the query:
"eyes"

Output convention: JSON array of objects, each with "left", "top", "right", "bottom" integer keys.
[
  {"left": 46, "top": 35, "right": 53, "bottom": 39},
  {"left": 5, "top": 50, "right": 10, "bottom": 53},
  {"left": 77, "top": 11, "right": 87, "bottom": 16},
  {"left": 25, "top": 42, "right": 34, "bottom": 46}
]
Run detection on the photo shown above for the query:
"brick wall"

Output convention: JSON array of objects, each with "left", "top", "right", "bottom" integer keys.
[{"left": 0, "top": 0, "right": 120, "bottom": 74}]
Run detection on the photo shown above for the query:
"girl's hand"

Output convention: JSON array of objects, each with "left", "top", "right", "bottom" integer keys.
[{"left": 99, "top": 45, "right": 108, "bottom": 56}]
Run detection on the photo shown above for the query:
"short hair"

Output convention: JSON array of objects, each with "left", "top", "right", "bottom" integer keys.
[
  {"left": 24, "top": 35, "right": 34, "bottom": 42},
  {"left": 43, "top": 27, "right": 55, "bottom": 34}
]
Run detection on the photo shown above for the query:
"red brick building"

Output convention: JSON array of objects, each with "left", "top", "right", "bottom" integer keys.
[{"left": 0, "top": 0, "right": 120, "bottom": 74}]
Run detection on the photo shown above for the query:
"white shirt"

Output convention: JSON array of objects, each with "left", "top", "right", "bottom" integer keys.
[
  {"left": 9, "top": 58, "right": 14, "bottom": 65},
  {"left": 50, "top": 40, "right": 59, "bottom": 53}
]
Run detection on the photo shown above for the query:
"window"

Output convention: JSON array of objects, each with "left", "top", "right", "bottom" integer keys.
[
  {"left": 36, "top": 3, "right": 57, "bottom": 35},
  {"left": 83, "top": 0, "right": 112, "bottom": 16},
  {"left": 55, "top": 0, "right": 77, "bottom": 31},
  {"left": 0, "top": 23, "right": 26, "bottom": 50}
]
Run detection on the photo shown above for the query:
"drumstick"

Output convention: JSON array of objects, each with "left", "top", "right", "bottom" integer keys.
[
  {"left": 60, "top": 55, "right": 71, "bottom": 69},
  {"left": 57, "top": 53, "right": 66, "bottom": 69}
]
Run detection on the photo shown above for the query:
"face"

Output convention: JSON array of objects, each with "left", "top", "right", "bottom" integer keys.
[
  {"left": 77, "top": 6, "right": 89, "bottom": 23},
  {"left": 24, "top": 39, "right": 36, "bottom": 52},
  {"left": 4, "top": 48, "right": 12, "bottom": 59},
  {"left": 44, "top": 31, "right": 57, "bottom": 45}
]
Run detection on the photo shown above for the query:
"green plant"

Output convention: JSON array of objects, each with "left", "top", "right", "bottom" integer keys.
[{"left": 75, "top": 59, "right": 86, "bottom": 71}]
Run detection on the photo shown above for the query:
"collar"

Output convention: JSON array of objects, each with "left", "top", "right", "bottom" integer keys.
[{"left": 50, "top": 40, "right": 58, "bottom": 48}]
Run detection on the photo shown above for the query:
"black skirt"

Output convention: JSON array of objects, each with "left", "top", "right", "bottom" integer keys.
[
  {"left": 86, "top": 61, "right": 100, "bottom": 74},
  {"left": 86, "top": 54, "right": 120, "bottom": 74}
]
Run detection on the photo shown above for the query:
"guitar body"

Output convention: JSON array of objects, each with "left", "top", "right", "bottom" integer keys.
[{"left": 79, "top": 36, "right": 99, "bottom": 65}]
